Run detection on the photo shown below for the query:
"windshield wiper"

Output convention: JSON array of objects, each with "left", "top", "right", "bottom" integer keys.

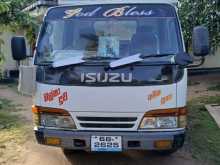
[
  {"left": 110, "top": 53, "right": 174, "bottom": 68},
  {"left": 109, "top": 53, "right": 176, "bottom": 68},
  {"left": 110, "top": 53, "right": 192, "bottom": 68},
  {"left": 53, "top": 55, "right": 85, "bottom": 68},
  {"left": 110, "top": 53, "right": 143, "bottom": 68}
]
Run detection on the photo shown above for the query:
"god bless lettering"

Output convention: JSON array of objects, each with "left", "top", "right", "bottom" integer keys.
[{"left": 63, "top": 6, "right": 153, "bottom": 19}]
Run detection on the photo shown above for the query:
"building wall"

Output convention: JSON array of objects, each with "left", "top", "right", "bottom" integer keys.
[
  {"left": 1, "top": 31, "right": 17, "bottom": 74},
  {"left": 0, "top": 29, "right": 31, "bottom": 77}
]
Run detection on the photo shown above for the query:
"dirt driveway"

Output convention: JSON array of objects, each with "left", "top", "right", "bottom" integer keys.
[{"left": 1, "top": 74, "right": 220, "bottom": 165}]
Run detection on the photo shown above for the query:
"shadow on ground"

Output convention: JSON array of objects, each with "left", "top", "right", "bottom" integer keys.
[{"left": 64, "top": 150, "right": 197, "bottom": 165}]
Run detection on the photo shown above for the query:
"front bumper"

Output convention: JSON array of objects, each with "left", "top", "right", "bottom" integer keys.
[{"left": 35, "top": 128, "right": 185, "bottom": 151}]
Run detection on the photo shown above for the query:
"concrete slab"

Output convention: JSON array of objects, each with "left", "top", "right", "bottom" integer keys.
[{"left": 205, "top": 104, "right": 220, "bottom": 128}]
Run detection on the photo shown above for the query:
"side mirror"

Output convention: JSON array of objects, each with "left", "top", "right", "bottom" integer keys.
[
  {"left": 11, "top": 36, "right": 27, "bottom": 61},
  {"left": 192, "top": 26, "right": 210, "bottom": 57}
]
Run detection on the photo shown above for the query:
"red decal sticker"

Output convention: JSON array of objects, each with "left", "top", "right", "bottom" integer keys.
[
  {"left": 161, "top": 94, "right": 173, "bottom": 105},
  {"left": 43, "top": 88, "right": 68, "bottom": 105},
  {"left": 44, "top": 88, "right": 60, "bottom": 102},
  {"left": 59, "top": 92, "right": 68, "bottom": 105},
  {"left": 148, "top": 90, "right": 161, "bottom": 101}
]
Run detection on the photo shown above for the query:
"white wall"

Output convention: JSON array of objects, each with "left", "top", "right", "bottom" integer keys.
[
  {"left": 0, "top": 29, "right": 31, "bottom": 77},
  {"left": 1, "top": 31, "right": 18, "bottom": 73}
]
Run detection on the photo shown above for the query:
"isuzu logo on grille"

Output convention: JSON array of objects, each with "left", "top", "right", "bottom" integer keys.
[{"left": 81, "top": 73, "right": 133, "bottom": 83}]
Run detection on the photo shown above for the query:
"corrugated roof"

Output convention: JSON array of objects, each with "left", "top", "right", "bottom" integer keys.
[
  {"left": 23, "top": 0, "right": 57, "bottom": 12},
  {"left": 23, "top": 0, "right": 178, "bottom": 12}
]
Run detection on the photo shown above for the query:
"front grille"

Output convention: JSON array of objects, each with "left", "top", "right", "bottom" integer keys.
[
  {"left": 77, "top": 116, "right": 138, "bottom": 129},
  {"left": 80, "top": 123, "right": 134, "bottom": 128},
  {"left": 77, "top": 117, "right": 137, "bottom": 122}
]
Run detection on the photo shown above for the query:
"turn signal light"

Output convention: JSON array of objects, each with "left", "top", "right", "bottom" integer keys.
[
  {"left": 154, "top": 140, "right": 172, "bottom": 149},
  {"left": 144, "top": 107, "right": 187, "bottom": 117},
  {"left": 32, "top": 105, "right": 70, "bottom": 115},
  {"left": 45, "top": 137, "right": 61, "bottom": 146},
  {"left": 32, "top": 105, "right": 40, "bottom": 126}
]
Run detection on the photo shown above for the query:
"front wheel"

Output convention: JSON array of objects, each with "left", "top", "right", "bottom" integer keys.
[
  {"left": 154, "top": 149, "right": 178, "bottom": 155},
  {"left": 62, "top": 148, "right": 85, "bottom": 155}
]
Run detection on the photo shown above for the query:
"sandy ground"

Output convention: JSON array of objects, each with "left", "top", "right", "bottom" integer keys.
[
  {"left": 188, "top": 74, "right": 220, "bottom": 100},
  {"left": 1, "top": 73, "right": 220, "bottom": 165}
]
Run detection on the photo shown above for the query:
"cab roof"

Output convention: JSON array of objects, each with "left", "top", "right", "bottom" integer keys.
[{"left": 58, "top": 0, "right": 178, "bottom": 6}]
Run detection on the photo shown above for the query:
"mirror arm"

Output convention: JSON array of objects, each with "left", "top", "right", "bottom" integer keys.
[
  {"left": 15, "top": 61, "right": 21, "bottom": 68},
  {"left": 187, "top": 57, "right": 205, "bottom": 68}
]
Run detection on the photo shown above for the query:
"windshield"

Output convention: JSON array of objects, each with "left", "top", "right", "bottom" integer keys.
[{"left": 35, "top": 4, "right": 183, "bottom": 64}]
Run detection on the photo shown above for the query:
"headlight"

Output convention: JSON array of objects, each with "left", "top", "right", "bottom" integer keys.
[
  {"left": 140, "top": 117, "right": 177, "bottom": 129},
  {"left": 41, "top": 114, "right": 76, "bottom": 129},
  {"left": 139, "top": 108, "right": 187, "bottom": 129},
  {"left": 32, "top": 105, "right": 76, "bottom": 129}
]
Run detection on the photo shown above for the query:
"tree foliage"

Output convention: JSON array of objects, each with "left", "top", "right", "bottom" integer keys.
[
  {"left": 0, "top": 0, "right": 37, "bottom": 41},
  {"left": 0, "top": 0, "right": 37, "bottom": 63},
  {"left": 179, "top": 0, "right": 220, "bottom": 53}
]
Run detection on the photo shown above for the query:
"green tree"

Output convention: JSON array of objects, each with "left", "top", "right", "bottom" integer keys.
[
  {"left": 0, "top": 0, "right": 37, "bottom": 64},
  {"left": 179, "top": 0, "right": 220, "bottom": 53}
]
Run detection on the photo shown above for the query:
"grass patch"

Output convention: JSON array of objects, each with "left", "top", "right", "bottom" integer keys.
[
  {"left": 0, "top": 98, "right": 23, "bottom": 113},
  {"left": 208, "top": 83, "right": 220, "bottom": 91},
  {"left": 187, "top": 96, "right": 220, "bottom": 165},
  {"left": 0, "top": 98, "right": 30, "bottom": 164}
]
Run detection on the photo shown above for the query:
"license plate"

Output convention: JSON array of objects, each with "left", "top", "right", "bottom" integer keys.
[{"left": 91, "top": 136, "right": 122, "bottom": 152}]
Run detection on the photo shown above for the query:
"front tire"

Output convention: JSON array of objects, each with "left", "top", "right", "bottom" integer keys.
[
  {"left": 154, "top": 149, "right": 178, "bottom": 155},
  {"left": 62, "top": 148, "right": 85, "bottom": 155}
]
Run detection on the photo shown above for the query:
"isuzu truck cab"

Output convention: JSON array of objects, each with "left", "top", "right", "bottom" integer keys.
[{"left": 11, "top": 0, "right": 209, "bottom": 154}]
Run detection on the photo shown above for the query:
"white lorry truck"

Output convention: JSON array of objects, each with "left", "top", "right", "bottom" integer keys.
[{"left": 11, "top": 0, "right": 209, "bottom": 154}]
